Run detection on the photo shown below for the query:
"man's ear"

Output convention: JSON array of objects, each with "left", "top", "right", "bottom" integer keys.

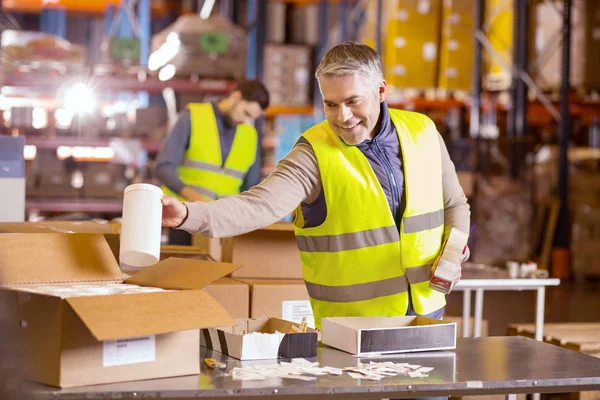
[{"left": 379, "top": 79, "right": 387, "bottom": 103}]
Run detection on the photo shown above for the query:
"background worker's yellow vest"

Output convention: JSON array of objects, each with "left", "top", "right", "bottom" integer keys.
[
  {"left": 162, "top": 103, "right": 258, "bottom": 201},
  {"left": 293, "top": 109, "right": 446, "bottom": 329}
]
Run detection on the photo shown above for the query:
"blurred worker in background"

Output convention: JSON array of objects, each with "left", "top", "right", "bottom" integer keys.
[{"left": 154, "top": 79, "right": 270, "bottom": 244}]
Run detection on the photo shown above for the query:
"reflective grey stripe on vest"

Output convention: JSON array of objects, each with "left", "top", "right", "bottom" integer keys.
[
  {"left": 305, "top": 275, "right": 408, "bottom": 303},
  {"left": 182, "top": 158, "right": 245, "bottom": 180},
  {"left": 403, "top": 209, "right": 444, "bottom": 234},
  {"left": 182, "top": 158, "right": 221, "bottom": 173},
  {"left": 190, "top": 185, "right": 218, "bottom": 200},
  {"left": 222, "top": 167, "right": 245, "bottom": 180},
  {"left": 405, "top": 264, "right": 433, "bottom": 284},
  {"left": 296, "top": 225, "right": 399, "bottom": 253}
]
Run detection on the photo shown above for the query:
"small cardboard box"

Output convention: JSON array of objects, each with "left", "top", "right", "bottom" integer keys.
[
  {"left": 322, "top": 316, "right": 457, "bottom": 356},
  {"left": 201, "top": 317, "right": 318, "bottom": 360},
  {"left": 223, "top": 222, "right": 303, "bottom": 279},
  {"left": 242, "top": 279, "right": 313, "bottom": 327},
  {"left": 0, "top": 233, "right": 242, "bottom": 388}
]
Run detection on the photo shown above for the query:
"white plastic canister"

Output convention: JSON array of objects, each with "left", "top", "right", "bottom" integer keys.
[{"left": 119, "top": 183, "right": 163, "bottom": 269}]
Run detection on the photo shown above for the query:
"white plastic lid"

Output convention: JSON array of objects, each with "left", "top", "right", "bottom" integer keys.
[{"left": 124, "top": 183, "right": 163, "bottom": 196}]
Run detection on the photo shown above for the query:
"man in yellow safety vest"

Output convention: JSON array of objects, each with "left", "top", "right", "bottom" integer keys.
[
  {"left": 154, "top": 79, "right": 269, "bottom": 244},
  {"left": 160, "top": 42, "right": 470, "bottom": 327}
]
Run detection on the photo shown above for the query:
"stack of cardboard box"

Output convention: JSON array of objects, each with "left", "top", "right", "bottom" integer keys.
[
  {"left": 483, "top": 0, "right": 513, "bottom": 91},
  {"left": 359, "top": 0, "right": 442, "bottom": 97},
  {"left": 221, "top": 222, "right": 314, "bottom": 328},
  {"left": 263, "top": 44, "right": 313, "bottom": 106},
  {"left": 381, "top": 0, "right": 443, "bottom": 96},
  {"left": 531, "top": 0, "right": 600, "bottom": 92},
  {"left": 438, "top": 0, "right": 474, "bottom": 91}
]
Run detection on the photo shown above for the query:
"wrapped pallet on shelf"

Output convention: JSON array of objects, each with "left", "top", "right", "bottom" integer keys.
[
  {"left": 0, "top": 30, "right": 86, "bottom": 75},
  {"left": 531, "top": 0, "right": 600, "bottom": 93},
  {"left": 359, "top": 0, "right": 443, "bottom": 100},
  {"left": 150, "top": 14, "right": 246, "bottom": 79},
  {"left": 438, "top": 0, "right": 474, "bottom": 91},
  {"left": 263, "top": 44, "right": 313, "bottom": 106},
  {"left": 483, "top": 0, "right": 513, "bottom": 91}
]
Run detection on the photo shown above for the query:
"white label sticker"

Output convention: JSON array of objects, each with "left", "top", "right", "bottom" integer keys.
[
  {"left": 103, "top": 335, "right": 156, "bottom": 367},
  {"left": 396, "top": 10, "right": 409, "bottom": 21},
  {"left": 394, "top": 37, "right": 406, "bottom": 48},
  {"left": 422, "top": 42, "right": 437, "bottom": 61},
  {"left": 393, "top": 65, "right": 407, "bottom": 76},
  {"left": 467, "top": 381, "right": 483, "bottom": 388},
  {"left": 282, "top": 300, "right": 315, "bottom": 328},
  {"left": 417, "top": 0, "right": 431, "bottom": 15}
]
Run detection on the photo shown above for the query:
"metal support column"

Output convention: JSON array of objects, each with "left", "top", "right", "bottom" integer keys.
[
  {"left": 340, "top": 0, "right": 348, "bottom": 42},
  {"left": 256, "top": 0, "right": 267, "bottom": 82},
  {"left": 117, "top": 2, "right": 134, "bottom": 38},
  {"left": 470, "top": 0, "right": 484, "bottom": 139},
  {"left": 40, "top": 8, "right": 67, "bottom": 39},
  {"left": 220, "top": 0, "right": 234, "bottom": 20},
  {"left": 507, "top": 0, "right": 518, "bottom": 175},
  {"left": 104, "top": 5, "right": 115, "bottom": 36},
  {"left": 555, "top": 0, "right": 572, "bottom": 251},
  {"left": 246, "top": 0, "right": 258, "bottom": 79},
  {"left": 137, "top": 0, "right": 150, "bottom": 66},
  {"left": 313, "top": 0, "right": 328, "bottom": 117},
  {"left": 508, "top": 0, "right": 529, "bottom": 179},
  {"left": 245, "top": 0, "right": 266, "bottom": 81}
]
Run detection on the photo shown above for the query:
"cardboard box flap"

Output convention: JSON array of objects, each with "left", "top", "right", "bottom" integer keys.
[
  {"left": 125, "top": 258, "right": 243, "bottom": 290},
  {"left": 0, "top": 221, "right": 119, "bottom": 234},
  {"left": 0, "top": 234, "right": 123, "bottom": 285},
  {"left": 66, "top": 290, "right": 235, "bottom": 341}
]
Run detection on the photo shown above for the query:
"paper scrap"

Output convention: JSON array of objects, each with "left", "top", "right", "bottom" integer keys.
[
  {"left": 226, "top": 360, "right": 434, "bottom": 382},
  {"left": 232, "top": 373, "right": 266, "bottom": 381},
  {"left": 347, "top": 372, "right": 365, "bottom": 379},
  {"left": 283, "top": 375, "right": 317, "bottom": 381}
]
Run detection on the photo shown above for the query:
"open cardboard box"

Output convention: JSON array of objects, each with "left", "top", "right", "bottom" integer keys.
[
  {"left": 201, "top": 317, "right": 317, "bottom": 360},
  {"left": 0, "top": 232, "right": 243, "bottom": 388},
  {"left": 321, "top": 316, "right": 457, "bottom": 356}
]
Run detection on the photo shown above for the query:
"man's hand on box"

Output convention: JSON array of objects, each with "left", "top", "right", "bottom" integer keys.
[{"left": 161, "top": 195, "right": 188, "bottom": 228}]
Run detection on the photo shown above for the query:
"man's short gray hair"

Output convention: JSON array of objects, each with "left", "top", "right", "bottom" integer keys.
[{"left": 315, "top": 41, "right": 384, "bottom": 87}]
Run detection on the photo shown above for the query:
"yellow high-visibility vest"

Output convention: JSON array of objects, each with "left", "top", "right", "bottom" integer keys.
[
  {"left": 293, "top": 108, "right": 445, "bottom": 329},
  {"left": 162, "top": 103, "right": 257, "bottom": 200}
]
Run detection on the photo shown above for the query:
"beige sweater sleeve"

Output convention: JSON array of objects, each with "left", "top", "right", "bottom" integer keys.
[
  {"left": 179, "top": 134, "right": 471, "bottom": 240},
  {"left": 438, "top": 134, "right": 471, "bottom": 236},
  {"left": 179, "top": 142, "right": 321, "bottom": 238}
]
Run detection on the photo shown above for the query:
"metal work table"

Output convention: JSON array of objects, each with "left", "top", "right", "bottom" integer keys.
[
  {"left": 454, "top": 264, "right": 560, "bottom": 340},
  {"left": 30, "top": 337, "right": 600, "bottom": 400}
]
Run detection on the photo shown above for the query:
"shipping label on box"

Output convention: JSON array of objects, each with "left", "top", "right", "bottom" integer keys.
[
  {"left": 282, "top": 300, "right": 315, "bottom": 329},
  {"left": 103, "top": 335, "right": 156, "bottom": 367},
  {"left": 322, "top": 316, "right": 457, "bottom": 356},
  {"left": 201, "top": 317, "right": 317, "bottom": 360}
]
